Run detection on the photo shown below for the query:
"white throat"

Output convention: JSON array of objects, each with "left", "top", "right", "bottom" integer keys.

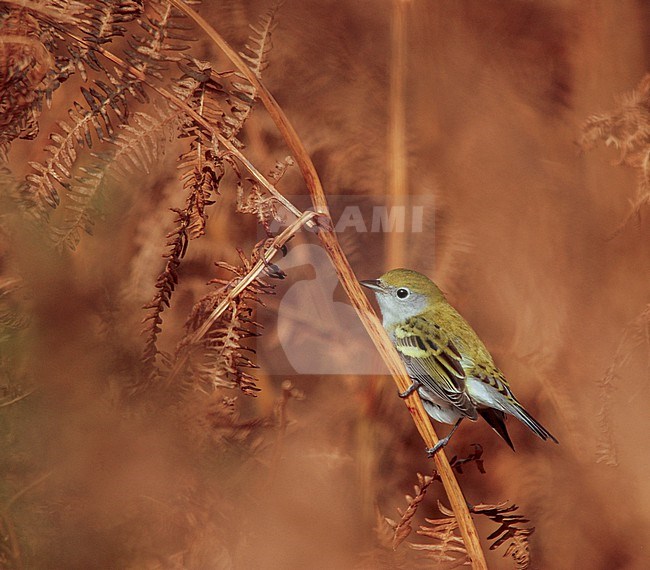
[{"left": 375, "top": 291, "right": 427, "bottom": 332}]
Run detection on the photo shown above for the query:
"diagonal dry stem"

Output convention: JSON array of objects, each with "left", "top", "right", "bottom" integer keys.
[{"left": 168, "top": 3, "right": 488, "bottom": 566}]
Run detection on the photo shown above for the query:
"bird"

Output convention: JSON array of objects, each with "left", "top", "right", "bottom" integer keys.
[{"left": 360, "top": 268, "right": 558, "bottom": 456}]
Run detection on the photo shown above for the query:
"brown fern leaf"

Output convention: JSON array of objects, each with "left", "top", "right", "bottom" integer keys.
[
  {"left": 1, "top": 1, "right": 142, "bottom": 149},
  {"left": 267, "top": 155, "right": 295, "bottom": 183},
  {"left": 44, "top": 0, "right": 143, "bottom": 86},
  {"left": 175, "top": 58, "right": 228, "bottom": 239},
  {"left": 50, "top": 163, "right": 105, "bottom": 251},
  {"left": 580, "top": 73, "right": 650, "bottom": 224},
  {"left": 386, "top": 443, "right": 485, "bottom": 551},
  {"left": 108, "top": 109, "right": 178, "bottom": 179},
  {"left": 25, "top": 69, "right": 145, "bottom": 221},
  {"left": 23, "top": 1, "right": 88, "bottom": 23},
  {"left": 173, "top": 249, "right": 275, "bottom": 395},
  {"left": 126, "top": 0, "right": 196, "bottom": 80},
  {"left": 471, "top": 502, "right": 534, "bottom": 569},
  {"left": 236, "top": 157, "right": 293, "bottom": 235},
  {"left": 184, "top": 163, "right": 223, "bottom": 239},
  {"left": 412, "top": 502, "right": 468, "bottom": 568},
  {"left": 142, "top": 208, "right": 191, "bottom": 375},
  {"left": 224, "top": 4, "right": 281, "bottom": 138},
  {"left": 77, "top": 0, "right": 143, "bottom": 45},
  {"left": 386, "top": 472, "right": 435, "bottom": 550},
  {"left": 50, "top": 109, "right": 179, "bottom": 251},
  {"left": 239, "top": 4, "right": 279, "bottom": 79},
  {"left": 136, "top": 55, "right": 239, "bottom": 375},
  {"left": 0, "top": 7, "right": 54, "bottom": 148},
  {"left": 446, "top": 444, "right": 486, "bottom": 476}
]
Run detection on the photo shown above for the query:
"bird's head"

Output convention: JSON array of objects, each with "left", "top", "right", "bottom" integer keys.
[{"left": 360, "top": 268, "right": 445, "bottom": 327}]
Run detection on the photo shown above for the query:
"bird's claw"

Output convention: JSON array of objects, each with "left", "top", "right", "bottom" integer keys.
[
  {"left": 399, "top": 382, "right": 419, "bottom": 399},
  {"left": 426, "top": 442, "right": 445, "bottom": 458},
  {"left": 426, "top": 437, "right": 451, "bottom": 458}
]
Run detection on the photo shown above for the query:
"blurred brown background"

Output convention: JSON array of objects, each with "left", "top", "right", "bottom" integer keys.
[{"left": 3, "top": 0, "right": 650, "bottom": 568}]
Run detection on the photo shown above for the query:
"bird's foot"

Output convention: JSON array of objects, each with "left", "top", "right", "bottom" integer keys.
[
  {"left": 426, "top": 436, "right": 450, "bottom": 458},
  {"left": 398, "top": 382, "right": 419, "bottom": 399}
]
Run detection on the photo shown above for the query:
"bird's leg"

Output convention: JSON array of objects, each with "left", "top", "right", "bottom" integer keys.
[
  {"left": 426, "top": 418, "right": 463, "bottom": 457},
  {"left": 398, "top": 380, "right": 420, "bottom": 398}
]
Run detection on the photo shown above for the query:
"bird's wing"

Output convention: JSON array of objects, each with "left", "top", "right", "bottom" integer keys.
[
  {"left": 394, "top": 317, "right": 478, "bottom": 420},
  {"left": 470, "top": 365, "right": 558, "bottom": 443}
]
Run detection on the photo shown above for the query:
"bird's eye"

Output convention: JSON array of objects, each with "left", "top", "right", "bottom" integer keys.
[{"left": 396, "top": 287, "right": 410, "bottom": 299}]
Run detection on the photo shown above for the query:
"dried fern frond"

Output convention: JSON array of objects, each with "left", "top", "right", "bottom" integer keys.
[
  {"left": 4, "top": 0, "right": 88, "bottom": 24},
  {"left": 412, "top": 502, "right": 468, "bottom": 568},
  {"left": 596, "top": 364, "right": 619, "bottom": 467},
  {"left": 446, "top": 444, "right": 486, "bottom": 476},
  {"left": 45, "top": 0, "right": 143, "bottom": 85},
  {"left": 108, "top": 108, "right": 178, "bottom": 179},
  {"left": 385, "top": 446, "right": 485, "bottom": 553},
  {"left": 471, "top": 502, "right": 534, "bottom": 569},
  {"left": 183, "top": 158, "right": 223, "bottom": 239},
  {"left": 49, "top": 163, "right": 105, "bottom": 250},
  {"left": 142, "top": 207, "right": 191, "bottom": 375},
  {"left": 239, "top": 4, "right": 279, "bottom": 79},
  {"left": 126, "top": 0, "right": 196, "bottom": 80},
  {"left": 385, "top": 472, "right": 435, "bottom": 550},
  {"left": 580, "top": 73, "right": 650, "bottom": 224},
  {"left": 1, "top": 0, "right": 142, "bottom": 149},
  {"left": 25, "top": 69, "right": 146, "bottom": 221},
  {"left": 50, "top": 108, "right": 179, "bottom": 251},
  {"left": 139, "top": 58, "right": 241, "bottom": 373},
  {"left": 22, "top": 0, "right": 201, "bottom": 222},
  {"left": 0, "top": 277, "right": 29, "bottom": 345},
  {"left": 155, "top": 210, "right": 316, "bottom": 396},
  {"left": 77, "top": 0, "right": 143, "bottom": 45},
  {"left": 175, "top": 58, "right": 228, "bottom": 239},
  {"left": 173, "top": 248, "right": 276, "bottom": 395},
  {"left": 0, "top": 7, "right": 54, "bottom": 148},
  {"left": 225, "top": 3, "right": 281, "bottom": 138},
  {"left": 236, "top": 156, "right": 294, "bottom": 235}
]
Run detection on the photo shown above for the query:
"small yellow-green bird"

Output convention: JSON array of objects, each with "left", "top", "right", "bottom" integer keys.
[{"left": 361, "top": 268, "right": 558, "bottom": 455}]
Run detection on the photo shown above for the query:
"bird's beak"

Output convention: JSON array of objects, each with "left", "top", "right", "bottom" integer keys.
[{"left": 359, "top": 279, "right": 383, "bottom": 292}]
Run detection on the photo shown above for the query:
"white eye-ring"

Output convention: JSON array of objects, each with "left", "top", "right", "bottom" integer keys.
[{"left": 396, "top": 287, "right": 410, "bottom": 299}]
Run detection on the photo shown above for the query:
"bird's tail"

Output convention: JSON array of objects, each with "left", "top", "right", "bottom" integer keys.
[
  {"left": 478, "top": 408, "right": 515, "bottom": 451},
  {"left": 509, "top": 402, "right": 559, "bottom": 444}
]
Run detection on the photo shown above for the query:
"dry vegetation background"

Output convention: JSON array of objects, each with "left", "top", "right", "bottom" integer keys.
[{"left": 1, "top": 0, "right": 650, "bottom": 568}]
